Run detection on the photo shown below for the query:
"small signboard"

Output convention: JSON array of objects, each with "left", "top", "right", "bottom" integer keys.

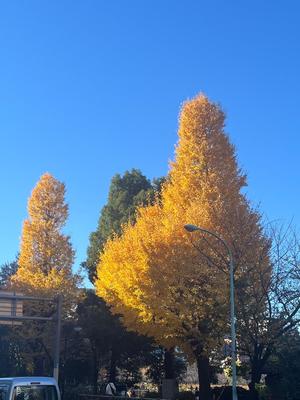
[{"left": 0, "top": 291, "right": 23, "bottom": 325}]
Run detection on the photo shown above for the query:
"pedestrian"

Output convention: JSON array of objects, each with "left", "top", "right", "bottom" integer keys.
[
  {"left": 106, "top": 382, "right": 117, "bottom": 396},
  {"left": 127, "top": 387, "right": 136, "bottom": 397}
]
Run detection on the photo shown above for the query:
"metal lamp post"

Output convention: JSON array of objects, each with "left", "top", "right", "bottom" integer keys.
[{"left": 184, "top": 224, "right": 238, "bottom": 400}]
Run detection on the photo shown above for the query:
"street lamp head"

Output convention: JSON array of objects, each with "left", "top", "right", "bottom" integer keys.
[{"left": 184, "top": 224, "right": 201, "bottom": 232}]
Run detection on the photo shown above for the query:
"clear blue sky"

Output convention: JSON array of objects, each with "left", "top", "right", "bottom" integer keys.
[{"left": 0, "top": 1, "right": 299, "bottom": 284}]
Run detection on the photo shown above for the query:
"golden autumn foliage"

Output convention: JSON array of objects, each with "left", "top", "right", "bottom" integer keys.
[
  {"left": 11, "top": 173, "right": 80, "bottom": 303},
  {"left": 95, "top": 94, "right": 270, "bottom": 360}
]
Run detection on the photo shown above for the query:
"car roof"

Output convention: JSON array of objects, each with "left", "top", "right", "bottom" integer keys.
[{"left": 0, "top": 377, "right": 57, "bottom": 386}]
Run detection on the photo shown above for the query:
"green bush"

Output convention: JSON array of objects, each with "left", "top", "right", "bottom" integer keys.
[
  {"left": 144, "top": 391, "right": 161, "bottom": 399},
  {"left": 176, "top": 391, "right": 195, "bottom": 400},
  {"left": 255, "top": 384, "right": 270, "bottom": 400},
  {"left": 212, "top": 386, "right": 250, "bottom": 400}
]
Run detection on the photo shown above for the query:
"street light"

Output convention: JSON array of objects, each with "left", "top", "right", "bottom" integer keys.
[{"left": 184, "top": 224, "right": 238, "bottom": 400}]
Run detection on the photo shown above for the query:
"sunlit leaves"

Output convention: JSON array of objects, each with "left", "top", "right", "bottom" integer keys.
[
  {"left": 11, "top": 173, "right": 80, "bottom": 302},
  {"left": 95, "top": 94, "right": 268, "bottom": 361}
]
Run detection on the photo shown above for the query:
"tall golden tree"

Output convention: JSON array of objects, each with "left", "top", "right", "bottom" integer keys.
[
  {"left": 96, "top": 95, "right": 270, "bottom": 399},
  {"left": 12, "top": 173, "right": 80, "bottom": 301}
]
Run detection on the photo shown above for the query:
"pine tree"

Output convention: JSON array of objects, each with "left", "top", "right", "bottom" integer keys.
[{"left": 96, "top": 94, "right": 270, "bottom": 400}]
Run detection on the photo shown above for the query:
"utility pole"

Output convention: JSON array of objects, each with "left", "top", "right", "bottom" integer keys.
[{"left": 53, "top": 295, "right": 62, "bottom": 382}]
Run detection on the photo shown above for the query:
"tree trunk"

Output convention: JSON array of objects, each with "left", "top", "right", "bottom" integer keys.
[
  {"left": 92, "top": 350, "right": 99, "bottom": 395},
  {"left": 109, "top": 347, "right": 117, "bottom": 382},
  {"left": 163, "top": 348, "right": 178, "bottom": 400},
  {"left": 248, "top": 382, "right": 259, "bottom": 400},
  {"left": 33, "top": 354, "right": 45, "bottom": 375},
  {"left": 248, "top": 362, "right": 262, "bottom": 400},
  {"left": 196, "top": 354, "right": 212, "bottom": 400},
  {"left": 164, "top": 347, "right": 175, "bottom": 379}
]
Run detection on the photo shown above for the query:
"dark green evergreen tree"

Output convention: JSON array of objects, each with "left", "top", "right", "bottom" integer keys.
[
  {"left": 76, "top": 290, "right": 154, "bottom": 392},
  {"left": 264, "top": 329, "right": 300, "bottom": 400},
  {"left": 81, "top": 169, "right": 170, "bottom": 388},
  {"left": 0, "top": 258, "right": 18, "bottom": 288},
  {"left": 85, "top": 169, "right": 164, "bottom": 282}
]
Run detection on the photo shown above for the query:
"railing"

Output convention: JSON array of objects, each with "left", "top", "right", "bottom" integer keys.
[{"left": 78, "top": 395, "right": 162, "bottom": 400}]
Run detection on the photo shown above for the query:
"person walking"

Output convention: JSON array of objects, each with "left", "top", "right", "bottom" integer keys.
[{"left": 106, "top": 382, "right": 117, "bottom": 396}]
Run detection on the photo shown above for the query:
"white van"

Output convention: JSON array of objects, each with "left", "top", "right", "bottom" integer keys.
[{"left": 0, "top": 377, "right": 60, "bottom": 400}]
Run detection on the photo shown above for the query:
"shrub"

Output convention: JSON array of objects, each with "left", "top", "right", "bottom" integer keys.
[
  {"left": 212, "top": 386, "right": 250, "bottom": 400},
  {"left": 177, "top": 391, "right": 195, "bottom": 400}
]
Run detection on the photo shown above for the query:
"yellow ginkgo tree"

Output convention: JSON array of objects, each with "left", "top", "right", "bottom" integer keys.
[
  {"left": 96, "top": 95, "right": 270, "bottom": 399},
  {"left": 11, "top": 173, "right": 80, "bottom": 304}
]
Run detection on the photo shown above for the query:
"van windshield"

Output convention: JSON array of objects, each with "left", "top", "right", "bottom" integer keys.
[
  {"left": 0, "top": 384, "right": 10, "bottom": 400},
  {"left": 13, "top": 385, "right": 58, "bottom": 400}
]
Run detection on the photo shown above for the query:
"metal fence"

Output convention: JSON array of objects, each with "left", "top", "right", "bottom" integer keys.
[{"left": 78, "top": 395, "right": 162, "bottom": 400}]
